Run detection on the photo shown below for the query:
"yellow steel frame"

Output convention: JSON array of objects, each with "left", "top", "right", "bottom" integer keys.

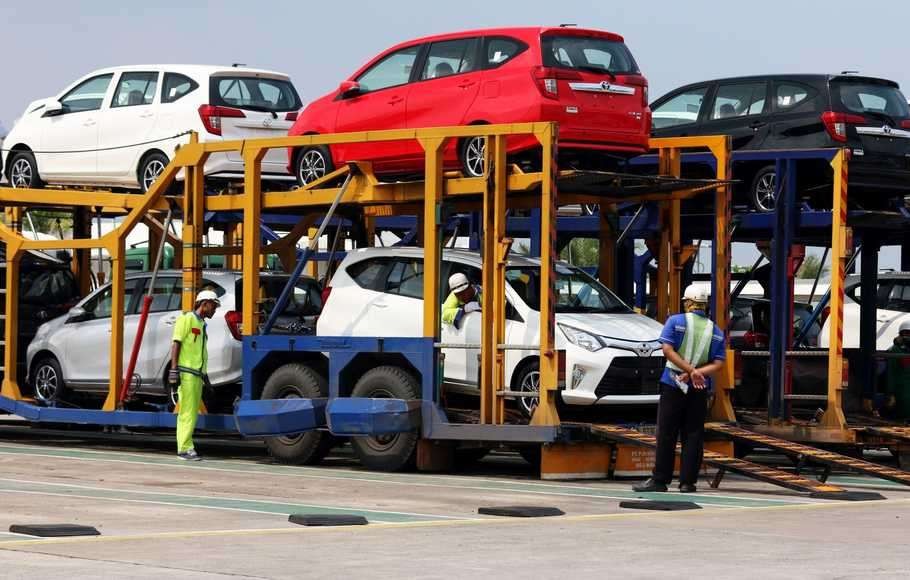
[{"left": 0, "top": 124, "right": 731, "bottom": 434}]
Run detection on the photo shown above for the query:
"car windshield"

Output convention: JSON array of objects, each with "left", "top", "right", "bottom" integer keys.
[
  {"left": 834, "top": 81, "right": 910, "bottom": 120},
  {"left": 541, "top": 35, "right": 638, "bottom": 74},
  {"left": 235, "top": 277, "right": 321, "bottom": 317},
  {"left": 210, "top": 76, "right": 301, "bottom": 112},
  {"left": 505, "top": 266, "right": 632, "bottom": 314}
]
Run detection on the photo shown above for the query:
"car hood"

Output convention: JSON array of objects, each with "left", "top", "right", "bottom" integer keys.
[{"left": 556, "top": 312, "right": 663, "bottom": 342}]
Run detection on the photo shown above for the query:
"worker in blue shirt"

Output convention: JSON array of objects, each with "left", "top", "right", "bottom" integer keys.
[{"left": 634, "top": 286, "right": 726, "bottom": 494}]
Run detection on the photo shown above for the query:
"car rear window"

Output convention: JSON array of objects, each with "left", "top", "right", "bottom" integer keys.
[
  {"left": 541, "top": 35, "right": 638, "bottom": 74},
  {"left": 834, "top": 80, "right": 910, "bottom": 119},
  {"left": 210, "top": 76, "right": 301, "bottom": 112},
  {"left": 234, "top": 277, "right": 321, "bottom": 316}
]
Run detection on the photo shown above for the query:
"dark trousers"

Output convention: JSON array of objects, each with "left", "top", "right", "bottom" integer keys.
[{"left": 652, "top": 384, "right": 708, "bottom": 486}]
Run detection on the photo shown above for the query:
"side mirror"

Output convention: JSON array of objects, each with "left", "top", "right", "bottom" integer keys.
[
  {"left": 338, "top": 80, "right": 361, "bottom": 97},
  {"left": 66, "top": 306, "right": 90, "bottom": 323},
  {"left": 42, "top": 100, "right": 65, "bottom": 117}
]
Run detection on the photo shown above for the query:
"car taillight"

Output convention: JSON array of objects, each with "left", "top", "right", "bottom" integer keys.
[
  {"left": 197, "top": 105, "right": 246, "bottom": 136},
  {"left": 820, "top": 306, "right": 831, "bottom": 325},
  {"left": 224, "top": 310, "right": 243, "bottom": 341},
  {"left": 821, "top": 111, "right": 866, "bottom": 143},
  {"left": 743, "top": 331, "right": 769, "bottom": 349},
  {"left": 641, "top": 84, "right": 649, "bottom": 108},
  {"left": 901, "top": 120, "right": 910, "bottom": 130},
  {"left": 320, "top": 285, "right": 332, "bottom": 306},
  {"left": 531, "top": 66, "right": 582, "bottom": 99},
  {"left": 285, "top": 111, "right": 299, "bottom": 122}
]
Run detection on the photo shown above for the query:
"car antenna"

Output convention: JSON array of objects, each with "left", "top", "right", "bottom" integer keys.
[
  {"left": 840, "top": 70, "right": 860, "bottom": 75},
  {"left": 232, "top": 63, "right": 246, "bottom": 68},
  {"left": 559, "top": 23, "right": 577, "bottom": 27}
]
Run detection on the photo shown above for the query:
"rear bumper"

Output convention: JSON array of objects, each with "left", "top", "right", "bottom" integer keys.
[{"left": 849, "top": 156, "right": 910, "bottom": 193}]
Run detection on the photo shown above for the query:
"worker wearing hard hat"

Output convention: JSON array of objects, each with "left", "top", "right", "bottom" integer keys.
[
  {"left": 442, "top": 272, "right": 481, "bottom": 329},
  {"left": 634, "top": 285, "right": 726, "bottom": 494},
  {"left": 169, "top": 289, "right": 220, "bottom": 461},
  {"left": 885, "top": 319, "right": 910, "bottom": 421}
]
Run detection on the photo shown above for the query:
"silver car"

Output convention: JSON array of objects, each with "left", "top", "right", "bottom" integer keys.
[{"left": 26, "top": 270, "right": 322, "bottom": 405}]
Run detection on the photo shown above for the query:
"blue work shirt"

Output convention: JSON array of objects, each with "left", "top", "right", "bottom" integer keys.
[{"left": 658, "top": 310, "right": 726, "bottom": 392}]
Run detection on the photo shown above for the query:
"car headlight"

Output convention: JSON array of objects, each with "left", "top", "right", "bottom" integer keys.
[{"left": 558, "top": 324, "right": 603, "bottom": 352}]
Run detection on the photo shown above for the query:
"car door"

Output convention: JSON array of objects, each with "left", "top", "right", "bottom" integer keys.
[
  {"left": 135, "top": 275, "right": 183, "bottom": 387},
  {"left": 764, "top": 80, "right": 827, "bottom": 149},
  {"left": 334, "top": 44, "right": 423, "bottom": 169},
  {"left": 650, "top": 84, "right": 711, "bottom": 138},
  {"left": 369, "top": 257, "right": 425, "bottom": 337},
  {"left": 406, "top": 37, "right": 482, "bottom": 150},
  {"left": 61, "top": 278, "right": 141, "bottom": 387},
  {"left": 38, "top": 73, "right": 115, "bottom": 179},
  {"left": 439, "top": 262, "right": 483, "bottom": 386},
  {"left": 97, "top": 71, "right": 161, "bottom": 181},
  {"left": 700, "top": 81, "right": 771, "bottom": 150},
  {"left": 877, "top": 280, "right": 910, "bottom": 349}
]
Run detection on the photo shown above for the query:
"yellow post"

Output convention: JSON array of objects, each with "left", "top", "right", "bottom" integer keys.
[
  {"left": 102, "top": 235, "right": 126, "bottom": 410},
  {"left": 531, "top": 123, "right": 560, "bottom": 427},
  {"left": 181, "top": 134, "right": 205, "bottom": 311},
  {"left": 1, "top": 237, "right": 24, "bottom": 400},
  {"left": 305, "top": 227, "right": 320, "bottom": 279},
  {"left": 491, "top": 135, "right": 508, "bottom": 425},
  {"left": 820, "top": 150, "right": 849, "bottom": 429},
  {"left": 418, "top": 136, "right": 445, "bottom": 339},
  {"left": 241, "top": 146, "right": 266, "bottom": 335}
]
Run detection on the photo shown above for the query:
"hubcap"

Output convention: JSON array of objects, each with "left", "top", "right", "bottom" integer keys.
[
  {"left": 298, "top": 150, "right": 327, "bottom": 184},
  {"left": 464, "top": 137, "right": 486, "bottom": 177},
  {"left": 35, "top": 364, "right": 59, "bottom": 402},
  {"left": 10, "top": 158, "right": 33, "bottom": 188},
  {"left": 143, "top": 159, "right": 166, "bottom": 192},
  {"left": 755, "top": 172, "right": 778, "bottom": 212},
  {"left": 518, "top": 370, "right": 540, "bottom": 417}
]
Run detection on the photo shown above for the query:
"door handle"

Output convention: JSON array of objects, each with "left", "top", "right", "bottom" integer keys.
[
  {"left": 370, "top": 302, "right": 388, "bottom": 309},
  {"left": 139, "top": 112, "right": 154, "bottom": 118},
  {"left": 83, "top": 119, "right": 97, "bottom": 127},
  {"left": 457, "top": 81, "right": 476, "bottom": 89},
  {"left": 749, "top": 121, "right": 767, "bottom": 130},
  {"left": 387, "top": 96, "right": 404, "bottom": 105}
]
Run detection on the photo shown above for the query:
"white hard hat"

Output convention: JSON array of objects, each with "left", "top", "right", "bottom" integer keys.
[
  {"left": 449, "top": 272, "right": 470, "bottom": 293},
  {"left": 195, "top": 289, "right": 221, "bottom": 306},
  {"left": 899, "top": 319, "right": 910, "bottom": 334},
  {"left": 683, "top": 285, "right": 709, "bottom": 303}
]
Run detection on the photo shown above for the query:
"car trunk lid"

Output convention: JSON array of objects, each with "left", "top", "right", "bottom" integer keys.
[{"left": 828, "top": 76, "right": 910, "bottom": 157}]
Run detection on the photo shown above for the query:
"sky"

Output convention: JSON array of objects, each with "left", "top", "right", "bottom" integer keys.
[{"left": 2, "top": 0, "right": 907, "bottom": 268}]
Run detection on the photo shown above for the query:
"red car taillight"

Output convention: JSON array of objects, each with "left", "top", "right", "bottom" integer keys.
[
  {"left": 320, "top": 286, "right": 332, "bottom": 306},
  {"left": 901, "top": 120, "right": 910, "bottom": 130},
  {"left": 821, "top": 111, "right": 866, "bottom": 143},
  {"left": 641, "top": 84, "right": 649, "bottom": 108},
  {"left": 285, "top": 111, "right": 299, "bottom": 122},
  {"left": 743, "top": 331, "right": 769, "bottom": 349},
  {"left": 224, "top": 310, "right": 243, "bottom": 341},
  {"left": 531, "top": 66, "right": 582, "bottom": 99},
  {"left": 197, "top": 105, "right": 246, "bottom": 136}
]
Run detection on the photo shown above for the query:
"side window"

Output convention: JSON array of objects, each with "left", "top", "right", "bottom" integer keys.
[
  {"left": 384, "top": 259, "right": 424, "bottom": 299},
  {"left": 162, "top": 73, "right": 199, "bottom": 104},
  {"left": 420, "top": 38, "right": 479, "bottom": 80},
  {"left": 83, "top": 279, "right": 141, "bottom": 319},
  {"left": 885, "top": 282, "right": 910, "bottom": 313},
  {"left": 775, "top": 83, "right": 816, "bottom": 112},
  {"left": 148, "top": 277, "right": 181, "bottom": 313},
  {"left": 356, "top": 45, "right": 421, "bottom": 92},
  {"left": 347, "top": 258, "right": 391, "bottom": 290},
  {"left": 652, "top": 87, "right": 708, "bottom": 129},
  {"left": 60, "top": 74, "right": 114, "bottom": 113},
  {"left": 484, "top": 37, "right": 526, "bottom": 68},
  {"left": 112, "top": 72, "right": 159, "bottom": 108},
  {"left": 710, "top": 82, "right": 767, "bottom": 120}
]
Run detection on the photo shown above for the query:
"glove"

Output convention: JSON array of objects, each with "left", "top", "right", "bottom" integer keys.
[
  {"left": 168, "top": 369, "right": 180, "bottom": 387},
  {"left": 463, "top": 302, "right": 481, "bottom": 313}
]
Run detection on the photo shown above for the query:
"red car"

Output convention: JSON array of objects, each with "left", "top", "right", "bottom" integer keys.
[{"left": 288, "top": 26, "right": 651, "bottom": 185}]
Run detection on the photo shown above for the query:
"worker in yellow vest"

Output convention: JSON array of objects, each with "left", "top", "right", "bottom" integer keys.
[
  {"left": 168, "top": 289, "right": 220, "bottom": 461},
  {"left": 634, "top": 286, "right": 726, "bottom": 493}
]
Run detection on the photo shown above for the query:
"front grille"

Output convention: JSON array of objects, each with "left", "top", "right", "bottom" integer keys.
[{"left": 595, "top": 356, "right": 664, "bottom": 398}]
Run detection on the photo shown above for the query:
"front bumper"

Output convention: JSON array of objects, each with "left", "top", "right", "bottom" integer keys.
[{"left": 560, "top": 348, "right": 663, "bottom": 406}]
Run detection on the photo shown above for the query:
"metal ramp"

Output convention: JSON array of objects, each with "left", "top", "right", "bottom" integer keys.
[
  {"left": 864, "top": 426, "right": 910, "bottom": 443},
  {"left": 584, "top": 423, "right": 844, "bottom": 494},
  {"left": 708, "top": 423, "right": 910, "bottom": 487}
]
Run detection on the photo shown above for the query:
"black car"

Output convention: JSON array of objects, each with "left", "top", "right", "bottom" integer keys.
[{"left": 651, "top": 74, "right": 910, "bottom": 211}]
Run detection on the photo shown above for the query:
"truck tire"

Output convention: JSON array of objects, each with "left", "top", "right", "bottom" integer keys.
[
  {"left": 261, "top": 363, "right": 334, "bottom": 465},
  {"left": 349, "top": 365, "right": 420, "bottom": 471}
]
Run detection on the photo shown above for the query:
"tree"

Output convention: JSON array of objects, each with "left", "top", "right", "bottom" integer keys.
[
  {"left": 560, "top": 238, "right": 599, "bottom": 267},
  {"left": 797, "top": 254, "right": 828, "bottom": 279}
]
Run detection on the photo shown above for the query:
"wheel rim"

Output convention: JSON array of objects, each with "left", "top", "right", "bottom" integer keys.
[
  {"left": 755, "top": 172, "right": 777, "bottom": 212},
  {"left": 464, "top": 137, "right": 486, "bottom": 177},
  {"left": 275, "top": 386, "right": 304, "bottom": 445},
  {"left": 35, "top": 364, "right": 59, "bottom": 403},
  {"left": 10, "top": 158, "right": 33, "bottom": 188},
  {"left": 143, "top": 159, "right": 166, "bottom": 192},
  {"left": 361, "top": 388, "right": 399, "bottom": 452},
  {"left": 518, "top": 370, "right": 540, "bottom": 417},
  {"left": 298, "top": 150, "right": 327, "bottom": 184}
]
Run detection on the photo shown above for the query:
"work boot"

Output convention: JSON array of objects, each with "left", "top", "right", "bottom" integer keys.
[
  {"left": 632, "top": 478, "right": 668, "bottom": 493},
  {"left": 177, "top": 449, "right": 202, "bottom": 462},
  {"left": 679, "top": 483, "right": 697, "bottom": 493}
]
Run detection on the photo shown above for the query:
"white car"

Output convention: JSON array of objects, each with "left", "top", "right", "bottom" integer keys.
[
  {"left": 3, "top": 65, "right": 301, "bottom": 192},
  {"left": 820, "top": 273, "right": 910, "bottom": 350},
  {"left": 318, "top": 248, "right": 666, "bottom": 415},
  {"left": 26, "top": 270, "right": 322, "bottom": 406}
]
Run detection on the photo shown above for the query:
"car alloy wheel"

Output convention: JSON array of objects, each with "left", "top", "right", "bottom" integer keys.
[
  {"left": 10, "top": 157, "right": 34, "bottom": 188},
  {"left": 518, "top": 369, "right": 540, "bottom": 418},
  {"left": 754, "top": 171, "right": 778, "bottom": 212},
  {"left": 34, "top": 364, "right": 60, "bottom": 403},
  {"left": 298, "top": 149, "right": 327, "bottom": 185},
  {"left": 463, "top": 136, "right": 486, "bottom": 177},
  {"left": 142, "top": 159, "right": 166, "bottom": 192}
]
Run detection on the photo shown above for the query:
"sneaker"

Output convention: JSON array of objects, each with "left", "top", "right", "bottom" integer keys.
[
  {"left": 679, "top": 483, "right": 697, "bottom": 493},
  {"left": 177, "top": 449, "right": 202, "bottom": 461},
  {"left": 632, "top": 478, "right": 668, "bottom": 493}
]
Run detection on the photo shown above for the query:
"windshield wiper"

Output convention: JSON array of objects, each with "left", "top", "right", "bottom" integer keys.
[
  {"left": 576, "top": 65, "right": 616, "bottom": 81},
  {"left": 860, "top": 110, "right": 897, "bottom": 126}
]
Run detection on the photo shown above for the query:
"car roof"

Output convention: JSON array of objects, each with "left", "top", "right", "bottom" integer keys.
[
  {"left": 653, "top": 73, "right": 900, "bottom": 102},
  {"left": 344, "top": 246, "right": 550, "bottom": 268},
  {"left": 845, "top": 272, "right": 910, "bottom": 285},
  {"left": 86, "top": 64, "right": 291, "bottom": 80},
  {"left": 122, "top": 269, "right": 315, "bottom": 281}
]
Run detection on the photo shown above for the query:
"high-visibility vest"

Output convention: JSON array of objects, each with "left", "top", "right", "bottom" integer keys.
[{"left": 666, "top": 312, "right": 715, "bottom": 372}]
